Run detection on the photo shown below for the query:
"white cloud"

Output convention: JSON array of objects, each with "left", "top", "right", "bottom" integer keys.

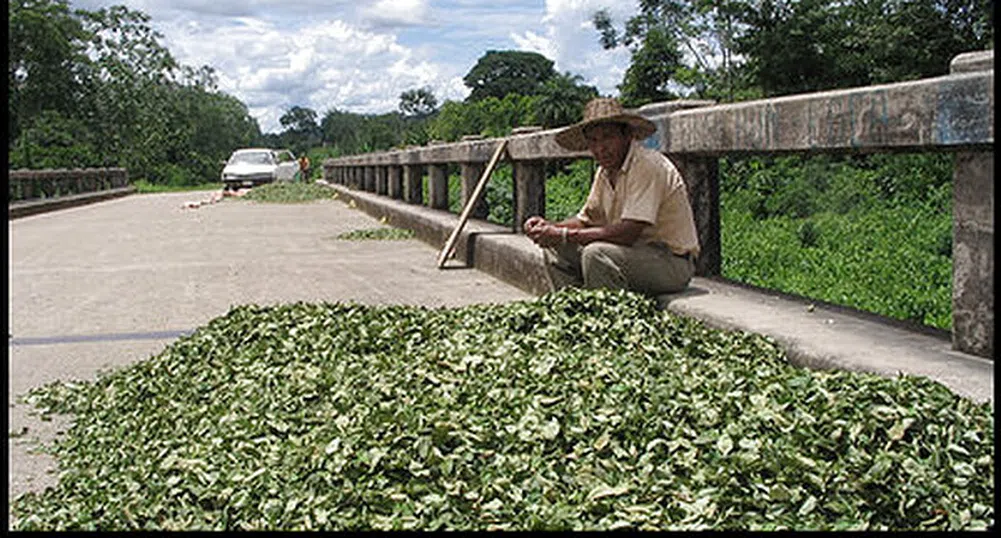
[
  {"left": 361, "top": 0, "right": 430, "bottom": 28},
  {"left": 508, "top": 0, "right": 633, "bottom": 96},
  {"left": 163, "top": 16, "right": 454, "bottom": 132}
]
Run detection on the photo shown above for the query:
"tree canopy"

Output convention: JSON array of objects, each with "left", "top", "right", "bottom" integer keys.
[
  {"left": 462, "top": 50, "right": 557, "bottom": 102},
  {"left": 399, "top": 87, "right": 439, "bottom": 119},
  {"left": 595, "top": 0, "right": 993, "bottom": 105}
]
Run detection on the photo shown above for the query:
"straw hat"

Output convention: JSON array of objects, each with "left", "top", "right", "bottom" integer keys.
[{"left": 554, "top": 97, "right": 657, "bottom": 151}]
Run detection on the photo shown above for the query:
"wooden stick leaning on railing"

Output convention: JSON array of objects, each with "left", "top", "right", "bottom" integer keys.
[{"left": 436, "top": 139, "right": 509, "bottom": 268}]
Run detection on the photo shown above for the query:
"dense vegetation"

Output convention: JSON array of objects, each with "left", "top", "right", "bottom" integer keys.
[
  {"left": 719, "top": 153, "right": 954, "bottom": 330},
  {"left": 11, "top": 289, "right": 992, "bottom": 531}
]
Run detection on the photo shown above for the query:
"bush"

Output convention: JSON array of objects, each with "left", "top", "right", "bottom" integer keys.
[
  {"left": 545, "top": 160, "right": 593, "bottom": 222},
  {"left": 797, "top": 220, "right": 821, "bottom": 248}
]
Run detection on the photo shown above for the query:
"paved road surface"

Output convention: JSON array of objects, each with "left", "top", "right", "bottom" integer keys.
[{"left": 7, "top": 191, "right": 532, "bottom": 524}]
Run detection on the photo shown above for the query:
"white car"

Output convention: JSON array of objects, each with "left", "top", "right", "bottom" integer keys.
[{"left": 221, "top": 148, "right": 299, "bottom": 190}]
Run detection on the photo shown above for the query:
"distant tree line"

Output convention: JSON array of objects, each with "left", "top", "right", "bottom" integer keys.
[{"left": 274, "top": 50, "right": 601, "bottom": 159}]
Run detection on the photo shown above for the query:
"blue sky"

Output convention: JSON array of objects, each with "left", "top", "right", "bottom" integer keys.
[{"left": 67, "top": 0, "right": 638, "bottom": 133}]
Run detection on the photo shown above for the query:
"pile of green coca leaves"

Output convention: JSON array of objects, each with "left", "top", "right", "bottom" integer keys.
[
  {"left": 12, "top": 289, "right": 993, "bottom": 531},
  {"left": 241, "top": 181, "right": 335, "bottom": 203},
  {"left": 335, "top": 227, "right": 415, "bottom": 241}
]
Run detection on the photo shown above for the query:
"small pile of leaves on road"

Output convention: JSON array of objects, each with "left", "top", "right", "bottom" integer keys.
[
  {"left": 336, "top": 227, "right": 415, "bottom": 241},
  {"left": 11, "top": 289, "right": 993, "bottom": 531},
  {"left": 241, "top": 182, "right": 335, "bottom": 204}
]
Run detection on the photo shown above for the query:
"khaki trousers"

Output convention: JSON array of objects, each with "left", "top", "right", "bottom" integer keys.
[{"left": 542, "top": 241, "right": 695, "bottom": 295}]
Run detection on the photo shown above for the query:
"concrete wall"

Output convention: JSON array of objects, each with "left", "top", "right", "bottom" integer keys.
[{"left": 323, "top": 50, "right": 994, "bottom": 358}]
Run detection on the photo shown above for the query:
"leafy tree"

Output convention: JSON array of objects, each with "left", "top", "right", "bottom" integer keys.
[
  {"left": 280, "top": 106, "right": 319, "bottom": 135},
  {"left": 533, "top": 73, "right": 599, "bottom": 128},
  {"left": 597, "top": 0, "right": 992, "bottom": 103},
  {"left": 733, "top": 0, "right": 993, "bottom": 97},
  {"left": 8, "top": 0, "right": 91, "bottom": 144},
  {"left": 316, "top": 109, "right": 409, "bottom": 155},
  {"left": 594, "top": 1, "right": 737, "bottom": 104},
  {"left": 426, "top": 100, "right": 479, "bottom": 142},
  {"left": 399, "top": 86, "right": 438, "bottom": 119},
  {"left": 359, "top": 114, "right": 404, "bottom": 152},
  {"left": 320, "top": 108, "right": 364, "bottom": 154},
  {"left": 732, "top": 0, "right": 842, "bottom": 96},
  {"left": 479, "top": 94, "right": 538, "bottom": 137},
  {"left": 9, "top": 110, "right": 102, "bottom": 169},
  {"left": 836, "top": 0, "right": 993, "bottom": 84},
  {"left": 72, "top": 4, "right": 181, "bottom": 180},
  {"left": 462, "top": 50, "right": 557, "bottom": 102},
  {"left": 279, "top": 106, "right": 320, "bottom": 155},
  {"left": 616, "top": 26, "right": 683, "bottom": 107}
]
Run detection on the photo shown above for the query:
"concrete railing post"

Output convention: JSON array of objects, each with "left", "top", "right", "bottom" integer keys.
[
  {"left": 403, "top": 164, "right": 424, "bottom": 205},
  {"left": 388, "top": 166, "right": 403, "bottom": 199},
  {"left": 376, "top": 166, "right": 388, "bottom": 195},
  {"left": 669, "top": 155, "right": 721, "bottom": 277},
  {"left": 460, "top": 162, "right": 489, "bottom": 220},
  {"left": 428, "top": 164, "right": 449, "bottom": 210},
  {"left": 364, "top": 166, "right": 376, "bottom": 192},
  {"left": 949, "top": 50, "right": 994, "bottom": 358},
  {"left": 514, "top": 160, "right": 545, "bottom": 233}
]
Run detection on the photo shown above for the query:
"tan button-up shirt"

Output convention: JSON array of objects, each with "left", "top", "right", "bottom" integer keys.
[{"left": 577, "top": 141, "right": 700, "bottom": 258}]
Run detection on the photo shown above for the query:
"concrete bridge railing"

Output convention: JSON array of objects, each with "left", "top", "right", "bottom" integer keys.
[
  {"left": 8, "top": 168, "right": 134, "bottom": 219},
  {"left": 322, "top": 49, "right": 993, "bottom": 359}
]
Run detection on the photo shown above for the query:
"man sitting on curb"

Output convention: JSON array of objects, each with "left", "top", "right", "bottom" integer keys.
[{"left": 524, "top": 97, "right": 700, "bottom": 295}]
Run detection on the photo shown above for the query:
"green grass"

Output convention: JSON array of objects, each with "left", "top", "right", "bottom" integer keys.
[
  {"left": 10, "top": 289, "right": 993, "bottom": 530},
  {"left": 718, "top": 154, "right": 953, "bottom": 331},
  {"left": 721, "top": 201, "right": 952, "bottom": 330}
]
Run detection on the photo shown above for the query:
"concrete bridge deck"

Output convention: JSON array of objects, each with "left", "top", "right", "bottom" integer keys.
[{"left": 7, "top": 190, "right": 993, "bottom": 522}]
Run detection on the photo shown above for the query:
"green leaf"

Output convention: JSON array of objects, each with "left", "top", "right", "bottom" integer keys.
[
  {"left": 587, "top": 484, "right": 630, "bottom": 502},
  {"left": 798, "top": 495, "right": 818, "bottom": 516},
  {"left": 887, "top": 418, "right": 916, "bottom": 441},
  {"left": 716, "top": 434, "right": 733, "bottom": 456}
]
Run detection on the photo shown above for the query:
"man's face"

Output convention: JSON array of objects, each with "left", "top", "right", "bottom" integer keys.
[{"left": 584, "top": 122, "right": 632, "bottom": 170}]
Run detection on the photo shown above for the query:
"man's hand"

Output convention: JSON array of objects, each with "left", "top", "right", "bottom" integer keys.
[
  {"left": 523, "top": 216, "right": 547, "bottom": 235},
  {"left": 523, "top": 216, "right": 563, "bottom": 248}
]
